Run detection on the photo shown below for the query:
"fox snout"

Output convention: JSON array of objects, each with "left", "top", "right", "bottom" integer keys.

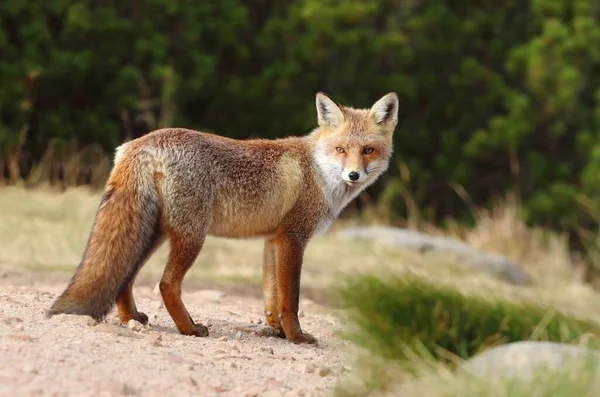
[{"left": 342, "top": 169, "right": 366, "bottom": 185}]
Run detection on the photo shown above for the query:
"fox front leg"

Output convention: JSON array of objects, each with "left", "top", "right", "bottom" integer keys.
[
  {"left": 263, "top": 238, "right": 286, "bottom": 338},
  {"left": 274, "top": 232, "right": 317, "bottom": 345}
]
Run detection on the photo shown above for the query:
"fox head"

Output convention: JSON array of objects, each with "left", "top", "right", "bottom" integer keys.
[{"left": 313, "top": 92, "right": 399, "bottom": 189}]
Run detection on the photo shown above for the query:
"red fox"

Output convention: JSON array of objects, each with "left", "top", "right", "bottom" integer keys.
[{"left": 48, "top": 92, "right": 399, "bottom": 344}]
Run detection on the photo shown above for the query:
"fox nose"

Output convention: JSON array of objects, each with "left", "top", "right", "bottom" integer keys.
[{"left": 348, "top": 171, "right": 360, "bottom": 181}]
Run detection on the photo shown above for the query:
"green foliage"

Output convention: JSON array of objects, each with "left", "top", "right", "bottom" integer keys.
[
  {"left": 2, "top": 0, "right": 600, "bottom": 234},
  {"left": 339, "top": 274, "right": 600, "bottom": 363},
  {"left": 0, "top": 0, "right": 245, "bottom": 157}
]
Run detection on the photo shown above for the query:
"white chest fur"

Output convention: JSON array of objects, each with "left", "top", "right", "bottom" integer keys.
[{"left": 312, "top": 149, "right": 363, "bottom": 234}]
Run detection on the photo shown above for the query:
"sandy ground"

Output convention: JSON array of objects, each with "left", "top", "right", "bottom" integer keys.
[{"left": 0, "top": 282, "right": 350, "bottom": 397}]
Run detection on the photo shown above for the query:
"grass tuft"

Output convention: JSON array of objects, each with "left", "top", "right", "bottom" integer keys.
[{"left": 339, "top": 273, "right": 600, "bottom": 364}]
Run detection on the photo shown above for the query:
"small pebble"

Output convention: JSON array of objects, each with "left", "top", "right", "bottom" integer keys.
[{"left": 127, "top": 319, "right": 143, "bottom": 332}]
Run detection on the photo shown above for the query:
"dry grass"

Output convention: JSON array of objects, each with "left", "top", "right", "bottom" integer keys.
[
  {"left": 443, "top": 194, "right": 588, "bottom": 287},
  {"left": 0, "top": 186, "right": 421, "bottom": 293},
  {"left": 0, "top": 187, "right": 594, "bottom": 292}
]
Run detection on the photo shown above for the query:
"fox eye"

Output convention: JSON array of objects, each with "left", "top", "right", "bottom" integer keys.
[
  {"left": 336, "top": 147, "right": 345, "bottom": 153},
  {"left": 363, "top": 147, "right": 374, "bottom": 154}
]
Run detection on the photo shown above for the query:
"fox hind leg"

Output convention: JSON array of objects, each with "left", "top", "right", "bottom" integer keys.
[
  {"left": 116, "top": 234, "right": 164, "bottom": 325},
  {"left": 160, "top": 232, "right": 208, "bottom": 337},
  {"left": 116, "top": 281, "right": 148, "bottom": 325}
]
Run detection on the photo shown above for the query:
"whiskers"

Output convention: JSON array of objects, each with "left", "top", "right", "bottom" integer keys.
[{"left": 366, "top": 165, "right": 384, "bottom": 175}]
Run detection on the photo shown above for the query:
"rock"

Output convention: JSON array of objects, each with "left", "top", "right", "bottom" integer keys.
[
  {"left": 235, "top": 331, "right": 243, "bottom": 339},
  {"left": 219, "top": 336, "right": 229, "bottom": 342},
  {"left": 127, "top": 319, "right": 144, "bottom": 332},
  {"left": 49, "top": 313, "right": 98, "bottom": 326},
  {"left": 337, "top": 226, "right": 532, "bottom": 285},
  {"left": 318, "top": 366, "right": 332, "bottom": 377},
  {"left": 463, "top": 341, "right": 600, "bottom": 378}
]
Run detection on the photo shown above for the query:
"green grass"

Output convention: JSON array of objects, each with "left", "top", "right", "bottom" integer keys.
[{"left": 339, "top": 273, "right": 600, "bottom": 365}]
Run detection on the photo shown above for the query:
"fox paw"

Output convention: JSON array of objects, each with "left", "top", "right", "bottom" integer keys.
[
  {"left": 289, "top": 332, "right": 318, "bottom": 345},
  {"left": 119, "top": 312, "right": 148, "bottom": 326},
  {"left": 270, "top": 326, "right": 287, "bottom": 339},
  {"left": 191, "top": 323, "right": 209, "bottom": 337},
  {"left": 276, "top": 327, "right": 287, "bottom": 339},
  {"left": 136, "top": 312, "right": 149, "bottom": 325}
]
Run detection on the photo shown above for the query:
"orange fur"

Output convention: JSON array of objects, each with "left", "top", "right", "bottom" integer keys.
[{"left": 47, "top": 92, "right": 399, "bottom": 344}]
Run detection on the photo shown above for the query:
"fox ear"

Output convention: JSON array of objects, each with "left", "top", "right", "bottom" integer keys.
[
  {"left": 370, "top": 92, "right": 399, "bottom": 129},
  {"left": 316, "top": 92, "right": 345, "bottom": 129}
]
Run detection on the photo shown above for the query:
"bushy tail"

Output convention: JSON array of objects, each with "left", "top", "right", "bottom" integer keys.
[{"left": 48, "top": 157, "right": 161, "bottom": 321}]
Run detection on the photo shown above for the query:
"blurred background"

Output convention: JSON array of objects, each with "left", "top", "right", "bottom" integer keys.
[
  {"left": 6, "top": 3, "right": 600, "bottom": 394},
  {"left": 3, "top": 0, "right": 600, "bottom": 281}
]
